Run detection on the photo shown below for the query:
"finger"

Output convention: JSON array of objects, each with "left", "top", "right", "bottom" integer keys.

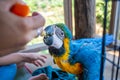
[
  {"left": 22, "top": 31, "right": 34, "bottom": 43},
  {"left": 29, "top": 73, "right": 48, "bottom": 80},
  {"left": 28, "top": 29, "right": 38, "bottom": 39},
  {"left": 32, "top": 61, "right": 41, "bottom": 67},
  {"left": 25, "top": 13, "right": 45, "bottom": 30},
  {"left": 35, "top": 60, "right": 43, "bottom": 67},
  {"left": 27, "top": 29, "right": 41, "bottom": 40},
  {"left": 38, "top": 56, "right": 47, "bottom": 63},
  {"left": 40, "top": 55, "right": 47, "bottom": 59},
  {"left": 37, "top": 59, "right": 47, "bottom": 66},
  {"left": 37, "top": 27, "right": 44, "bottom": 37},
  {"left": 23, "top": 27, "right": 43, "bottom": 43},
  {"left": 32, "top": 12, "right": 40, "bottom": 16},
  {"left": 38, "top": 74, "right": 49, "bottom": 80},
  {"left": 32, "top": 13, "right": 45, "bottom": 29}
]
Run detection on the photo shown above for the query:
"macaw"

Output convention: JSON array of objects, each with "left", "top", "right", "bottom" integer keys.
[{"left": 42, "top": 23, "right": 113, "bottom": 80}]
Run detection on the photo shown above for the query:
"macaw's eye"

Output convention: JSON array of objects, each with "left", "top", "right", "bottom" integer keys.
[
  {"left": 61, "top": 32, "right": 64, "bottom": 35},
  {"left": 60, "top": 31, "right": 64, "bottom": 38}
]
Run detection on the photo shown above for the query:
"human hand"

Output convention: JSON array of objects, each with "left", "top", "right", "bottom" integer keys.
[
  {"left": 20, "top": 53, "right": 47, "bottom": 67},
  {"left": 0, "top": 52, "right": 47, "bottom": 66},
  {"left": 0, "top": 0, "right": 45, "bottom": 55}
]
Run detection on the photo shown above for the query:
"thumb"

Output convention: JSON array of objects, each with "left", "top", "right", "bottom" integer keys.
[
  {"left": 32, "top": 12, "right": 45, "bottom": 29},
  {"left": 26, "top": 12, "right": 45, "bottom": 30}
]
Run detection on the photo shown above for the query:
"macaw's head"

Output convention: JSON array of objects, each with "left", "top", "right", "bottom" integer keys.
[{"left": 42, "top": 23, "right": 72, "bottom": 49}]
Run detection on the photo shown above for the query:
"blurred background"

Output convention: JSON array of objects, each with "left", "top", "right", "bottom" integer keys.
[{"left": 23, "top": 0, "right": 112, "bottom": 45}]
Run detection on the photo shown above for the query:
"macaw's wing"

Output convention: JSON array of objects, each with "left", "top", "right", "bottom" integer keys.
[
  {"left": 70, "top": 39, "right": 102, "bottom": 80},
  {"left": 69, "top": 34, "right": 113, "bottom": 63}
]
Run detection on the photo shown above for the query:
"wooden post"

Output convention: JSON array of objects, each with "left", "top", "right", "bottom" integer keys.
[
  {"left": 64, "top": 0, "right": 73, "bottom": 34},
  {"left": 109, "top": 1, "right": 117, "bottom": 34},
  {"left": 74, "top": 0, "right": 95, "bottom": 39}
]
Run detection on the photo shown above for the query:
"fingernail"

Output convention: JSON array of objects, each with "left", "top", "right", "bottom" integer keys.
[{"left": 32, "top": 12, "right": 40, "bottom": 16}]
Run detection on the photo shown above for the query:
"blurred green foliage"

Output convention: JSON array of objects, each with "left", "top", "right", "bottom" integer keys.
[
  {"left": 24, "top": 0, "right": 64, "bottom": 26},
  {"left": 96, "top": 0, "right": 112, "bottom": 29},
  {"left": 23, "top": 0, "right": 112, "bottom": 45},
  {"left": 24, "top": 0, "right": 63, "bottom": 12}
]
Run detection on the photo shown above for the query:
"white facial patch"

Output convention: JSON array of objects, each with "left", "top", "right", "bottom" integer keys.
[{"left": 51, "top": 33, "right": 63, "bottom": 49}]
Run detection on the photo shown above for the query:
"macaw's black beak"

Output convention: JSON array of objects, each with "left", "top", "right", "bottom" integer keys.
[{"left": 43, "top": 25, "right": 54, "bottom": 46}]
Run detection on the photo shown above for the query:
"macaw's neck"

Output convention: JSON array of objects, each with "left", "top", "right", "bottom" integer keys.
[{"left": 48, "top": 38, "right": 70, "bottom": 57}]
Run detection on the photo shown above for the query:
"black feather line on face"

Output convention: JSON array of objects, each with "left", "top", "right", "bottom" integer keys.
[{"left": 48, "top": 45, "right": 65, "bottom": 57}]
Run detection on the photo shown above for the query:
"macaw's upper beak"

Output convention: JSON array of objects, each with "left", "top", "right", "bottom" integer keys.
[
  {"left": 41, "top": 25, "right": 54, "bottom": 37},
  {"left": 42, "top": 26, "right": 54, "bottom": 46}
]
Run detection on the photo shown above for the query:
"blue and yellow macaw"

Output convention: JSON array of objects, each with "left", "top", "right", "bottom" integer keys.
[{"left": 42, "top": 23, "right": 113, "bottom": 80}]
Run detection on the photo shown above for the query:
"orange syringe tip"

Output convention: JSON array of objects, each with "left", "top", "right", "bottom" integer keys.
[{"left": 11, "top": 3, "right": 30, "bottom": 17}]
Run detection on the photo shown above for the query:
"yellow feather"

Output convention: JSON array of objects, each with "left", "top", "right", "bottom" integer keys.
[{"left": 53, "top": 38, "right": 83, "bottom": 75}]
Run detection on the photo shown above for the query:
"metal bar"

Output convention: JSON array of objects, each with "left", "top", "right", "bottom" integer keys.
[
  {"left": 115, "top": 47, "right": 120, "bottom": 80},
  {"left": 100, "top": 0, "right": 108, "bottom": 80},
  {"left": 115, "top": 3, "right": 120, "bottom": 79},
  {"left": 102, "top": 55, "right": 120, "bottom": 69},
  {"left": 111, "top": 1, "right": 120, "bottom": 80}
]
